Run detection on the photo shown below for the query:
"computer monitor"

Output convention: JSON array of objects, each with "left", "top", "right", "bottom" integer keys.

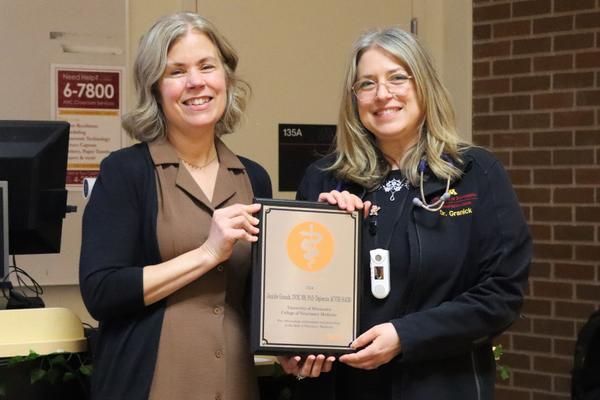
[{"left": 0, "top": 120, "right": 70, "bottom": 255}]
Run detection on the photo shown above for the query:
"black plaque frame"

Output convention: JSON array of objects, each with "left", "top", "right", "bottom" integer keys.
[{"left": 251, "top": 198, "right": 361, "bottom": 355}]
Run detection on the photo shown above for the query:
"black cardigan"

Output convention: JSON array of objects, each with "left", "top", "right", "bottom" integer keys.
[{"left": 79, "top": 142, "right": 271, "bottom": 399}]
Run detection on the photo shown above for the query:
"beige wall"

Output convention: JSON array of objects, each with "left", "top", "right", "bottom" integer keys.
[
  {"left": 198, "top": 0, "right": 472, "bottom": 199},
  {"left": 2, "top": 1, "right": 472, "bottom": 326},
  {"left": 412, "top": 0, "right": 473, "bottom": 141},
  {"left": 197, "top": 0, "right": 412, "bottom": 199}
]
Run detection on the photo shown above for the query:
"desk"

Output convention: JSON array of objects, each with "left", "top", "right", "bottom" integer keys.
[
  {"left": 254, "top": 355, "right": 297, "bottom": 399},
  {"left": 255, "top": 355, "right": 278, "bottom": 377}
]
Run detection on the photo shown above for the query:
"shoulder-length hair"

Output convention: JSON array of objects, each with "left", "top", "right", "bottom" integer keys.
[
  {"left": 122, "top": 12, "right": 250, "bottom": 142},
  {"left": 330, "top": 28, "right": 467, "bottom": 189}
]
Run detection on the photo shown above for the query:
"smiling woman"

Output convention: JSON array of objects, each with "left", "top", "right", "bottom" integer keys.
[
  {"left": 285, "top": 27, "right": 531, "bottom": 400},
  {"left": 156, "top": 31, "right": 229, "bottom": 200},
  {"left": 79, "top": 12, "right": 272, "bottom": 400},
  {"left": 353, "top": 48, "right": 423, "bottom": 166},
  {"left": 158, "top": 32, "right": 227, "bottom": 147}
]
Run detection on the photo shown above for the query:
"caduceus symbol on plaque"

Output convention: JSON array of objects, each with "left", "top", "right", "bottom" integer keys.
[
  {"left": 300, "top": 224, "right": 322, "bottom": 269},
  {"left": 287, "top": 221, "right": 334, "bottom": 272}
]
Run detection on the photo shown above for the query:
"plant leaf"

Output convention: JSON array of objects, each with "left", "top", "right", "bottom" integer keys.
[
  {"left": 30, "top": 368, "right": 46, "bottom": 384},
  {"left": 499, "top": 365, "right": 509, "bottom": 381},
  {"left": 63, "top": 372, "right": 75, "bottom": 382},
  {"left": 24, "top": 350, "right": 40, "bottom": 362},
  {"left": 79, "top": 364, "right": 93, "bottom": 376},
  {"left": 50, "top": 355, "right": 67, "bottom": 368},
  {"left": 8, "top": 350, "right": 41, "bottom": 366},
  {"left": 46, "top": 368, "right": 60, "bottom": 385},
  {"left": 6, "top": 356, "right": 24, "bottom": 366},
  {"left": 493, "top": 344, "right": 503, "bottom": 361}
]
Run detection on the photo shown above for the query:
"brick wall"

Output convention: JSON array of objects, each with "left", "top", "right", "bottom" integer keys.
[{"left": 472, "top": 0, "right": 600, "bottom": 399}]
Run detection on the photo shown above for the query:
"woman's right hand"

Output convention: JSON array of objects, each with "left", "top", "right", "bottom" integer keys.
[
  {"left": 318, "top": 190, "right": 371, "bottom": 218},
  {"left": 277, "top": 354, "right": 336, "bottom": 379},
  {"left": 143, "top": 203, "right": 261, "bottom": 306},
  {"left": 201, "top": 203, "right": 262, "bottom": 265}
]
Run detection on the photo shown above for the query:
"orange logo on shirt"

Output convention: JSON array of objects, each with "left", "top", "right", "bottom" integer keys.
[{"left": 287, "top": 221, "right": 334, "bottom": 272}]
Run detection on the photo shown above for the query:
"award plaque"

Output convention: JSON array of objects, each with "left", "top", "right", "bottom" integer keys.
[{"left": 251, "top": 198, "right": 361, "bottom": 355}]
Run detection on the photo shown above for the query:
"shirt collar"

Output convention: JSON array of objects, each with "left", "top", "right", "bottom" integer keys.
[{"left": 148, "top": 136, "right": 245, "bottom": 170}]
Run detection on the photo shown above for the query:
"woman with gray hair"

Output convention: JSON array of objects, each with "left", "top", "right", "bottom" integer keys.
[
  {"left": 281, "top": 28, "right": 530, "bottom": 400},
  {"left": 80, "top": 12, "right": 271, "bottom": 400}
]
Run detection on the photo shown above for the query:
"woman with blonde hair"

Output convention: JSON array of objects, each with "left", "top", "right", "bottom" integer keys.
[
  {"left": 280, "top": 27, "right": 530, "bottom": 400},
  {"left": 80, "top": 12, "right": 271, "bottom": 400}
]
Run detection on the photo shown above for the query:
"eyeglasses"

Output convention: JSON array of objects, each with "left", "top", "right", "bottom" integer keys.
[{"left": 352, "top": 73, "right": 413, "bottom": 101}]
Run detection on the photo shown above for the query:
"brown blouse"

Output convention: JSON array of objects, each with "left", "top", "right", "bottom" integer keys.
[{"left": 147, "top": 138, "right": 259, "bottom": 400}]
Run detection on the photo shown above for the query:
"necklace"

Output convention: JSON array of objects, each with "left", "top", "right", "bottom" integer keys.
[
  {"left": 380, "top": 176, "right": 410, "bottom": 201},
  {"left": 180, "top": 153, "right": 217, "bottom": 170}
]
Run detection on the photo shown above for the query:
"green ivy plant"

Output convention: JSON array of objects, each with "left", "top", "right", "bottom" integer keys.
[
  {"left": 493, "top": 344, "right": 509, "bottom": 381},
  {"left": 0, "top": 350, "right": 92, "bottom": 398}
]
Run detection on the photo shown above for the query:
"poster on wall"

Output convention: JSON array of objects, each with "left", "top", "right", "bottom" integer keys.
[{"left": 51, "top": 64, "right": 124, "bottom": 189}]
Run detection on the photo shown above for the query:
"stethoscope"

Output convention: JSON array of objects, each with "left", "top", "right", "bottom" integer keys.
[
  {"left": 411, "top": 158, "right": 452, "bottom": 212},
  {"left": 367, "top": 156, "right": 452, "bottom": 299},
  {"left": 334, "top": 156, "right": 453, "bottom": 299},
  {"left": 333, "top": 156, "right": 453, "bottom": 213}
]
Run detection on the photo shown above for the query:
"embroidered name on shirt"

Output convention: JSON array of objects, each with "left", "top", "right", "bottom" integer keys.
[
  {"left": 435, "top": 189, "right": 477, "bottom": 217},
  {"left": 439, "top": 207, "right": 472, "bottom": 217}
]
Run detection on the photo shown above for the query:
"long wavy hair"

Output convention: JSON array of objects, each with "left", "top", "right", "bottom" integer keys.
[
  {"left": 122, "top": 12, "right": 250, "bottom": 142},
  {"left": 330, "top": 28, "right": 467, "bottom": 189}
]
